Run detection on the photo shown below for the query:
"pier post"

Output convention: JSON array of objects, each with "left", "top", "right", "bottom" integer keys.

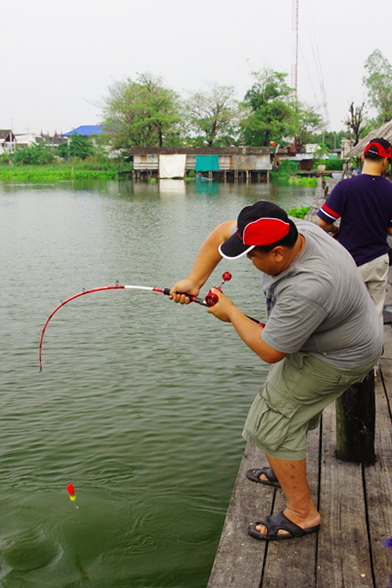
[{"left": 335, "top": 370, "right": 376, "bottom": 464}]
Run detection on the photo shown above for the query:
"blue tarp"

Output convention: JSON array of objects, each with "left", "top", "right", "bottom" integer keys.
[{"left": 195, "top": 155, "right": 220, "bottom": 171}]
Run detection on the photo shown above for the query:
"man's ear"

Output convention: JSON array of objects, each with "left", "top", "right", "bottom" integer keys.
[{"left": 272, "top": 246, "right": 285, "bottom": 261}]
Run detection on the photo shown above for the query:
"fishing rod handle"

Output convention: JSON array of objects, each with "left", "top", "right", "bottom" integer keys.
[
  {"left": 162, "top": 288, "right": 207, "bottom": 306},
  {"left": 162, "top": 287, "right": 264, "bottom": 324}
]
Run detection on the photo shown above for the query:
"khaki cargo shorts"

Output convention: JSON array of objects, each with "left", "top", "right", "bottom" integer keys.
[{"left": 242, "top": 352, "right": 379, "bottom": 461}]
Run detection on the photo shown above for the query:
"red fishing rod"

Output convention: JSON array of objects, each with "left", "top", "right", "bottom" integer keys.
[
  {"left": 39, "top": 272, "right": 263, "bottom": 371},
  {"left": 38, "top": 273, "right": 239, "bottom": 371}
]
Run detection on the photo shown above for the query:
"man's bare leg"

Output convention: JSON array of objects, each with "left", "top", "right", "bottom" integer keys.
[{"left": 255, "top": 455, "right": 320, "bottom": 536}]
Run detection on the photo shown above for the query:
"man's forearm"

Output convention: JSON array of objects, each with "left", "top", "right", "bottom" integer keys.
[
  {"left": 187, "top": 220, "right": 235, "bottom": 288},
  {"left": 228, "top": 306, "right": 286, "bottom": 364}
]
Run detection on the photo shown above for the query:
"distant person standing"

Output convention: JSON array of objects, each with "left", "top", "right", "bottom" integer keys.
[{"left": 317, "top": 138, "right": 392, "bottom": 316}]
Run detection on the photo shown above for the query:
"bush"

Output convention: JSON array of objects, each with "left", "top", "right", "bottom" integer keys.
[
  {"left": 286, "top": 205, "right": 311, "bottom": 219},
  {"left": 13, "top": 144, "right": 55, "bottom": 165},
  {"left": 277, "top": 159, "right": 298, "bottom": 176},
  {"left": 271, "top": 159, "right": 298, "bottom": 183},
  {"left": 288, "top": 177, "right": 317, "bottom": 186},
  {"left": 314, "top": 158, "right": 344, "bottom": 171},
  {"left": 56, "top": 134, "right": 96, "bottom": 160}
]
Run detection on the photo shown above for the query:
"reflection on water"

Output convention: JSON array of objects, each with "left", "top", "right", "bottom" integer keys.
[{"left": 0, "top": 179, "right": 316, "bottom": 587}]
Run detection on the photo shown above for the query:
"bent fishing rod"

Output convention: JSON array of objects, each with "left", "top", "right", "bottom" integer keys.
[{"left": 38, "top": 272, "right": 262, "bottom": 371}]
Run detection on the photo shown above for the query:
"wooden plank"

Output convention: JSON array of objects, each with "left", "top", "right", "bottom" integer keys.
[
  {"left": 317, "top": 403, "right": 374, "bottom": 588},
  {"left": 207, "top": 443, "right": 274, "bottom": 588},
  {"left": 261, "top": 427, "right": 320, "bottom": 588},
  {"left": 364, "top": 362, "right": 392, "bottom": 588}
]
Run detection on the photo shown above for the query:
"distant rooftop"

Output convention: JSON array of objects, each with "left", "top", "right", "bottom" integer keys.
[{"left": 62, "top": 125, "right": 104, "bottom": 137}]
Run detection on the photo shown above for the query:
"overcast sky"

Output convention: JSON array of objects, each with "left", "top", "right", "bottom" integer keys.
[{"left": 2, "top": 0, "right": 391, "bottom": 135}]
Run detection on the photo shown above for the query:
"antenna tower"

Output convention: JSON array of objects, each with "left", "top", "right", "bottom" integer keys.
[{"left": 291, "top": 0, "right": 299, "bottom": 100}]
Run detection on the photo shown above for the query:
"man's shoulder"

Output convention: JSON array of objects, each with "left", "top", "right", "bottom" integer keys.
[{"left": 330, "top": 176, "right": 360, "bottom": 193}]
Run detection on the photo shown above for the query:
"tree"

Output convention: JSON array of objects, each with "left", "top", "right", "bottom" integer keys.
[
  {"left": 363, "top": 50, "right": 392, "bottom": 124},
  {"left": 344, "top": 101, "right": 367, "bottom": 145},
  {"left": 102, "top": 73, "right": 182, "bottom": 148},
  {"left": 240, "top": 70, "right": 296, "bottom": 146},
  {"left": 239, "top": 70, "right": 324, "bottom": 147},
  {"left": 295, "top": 103, "right": 325, "bottom": 146},
  {"left": 57, "top": 134, "right": 96, "bottom": 160},
  {"left": 311, "top": 130, "right": 346, "bottom": 151},
  {"left": 183, "top": 84, "right": 241, "bottom": 146}
]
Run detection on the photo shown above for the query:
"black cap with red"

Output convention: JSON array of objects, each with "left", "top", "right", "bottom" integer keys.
[
  {"left": 363, "top": 138, "right": 392, "bottom": 159},
  {"left": 219, "top": 200, "right": 292, "bottom": 259}
]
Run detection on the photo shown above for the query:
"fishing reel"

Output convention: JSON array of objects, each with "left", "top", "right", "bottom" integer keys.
[{"left": 204, "top": 271, "right": 232, "bottom": 307}]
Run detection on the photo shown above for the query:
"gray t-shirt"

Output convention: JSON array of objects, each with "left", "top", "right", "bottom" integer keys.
[{"left": 261, "top": 219, "right": 383, "bottom": 367}]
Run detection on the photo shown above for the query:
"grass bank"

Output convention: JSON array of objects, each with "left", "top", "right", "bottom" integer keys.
[{"left": 0, "top": 162, "right": 127, "bottom": 182}]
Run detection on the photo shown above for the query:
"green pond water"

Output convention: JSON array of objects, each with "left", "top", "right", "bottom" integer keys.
[{"left": 0, "top": 179, "right": 316, "bottom": 587}]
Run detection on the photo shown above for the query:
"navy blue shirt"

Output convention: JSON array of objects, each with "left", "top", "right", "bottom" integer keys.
[{"left": 317, "top": 174, "right": 392, "bottom": 266}]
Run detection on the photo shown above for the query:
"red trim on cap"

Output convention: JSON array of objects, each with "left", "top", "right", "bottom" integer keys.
[
  {"left": 241, "top": 217, "right": 290, "bottom": 246},
  {"left": 364, "top": 141, "right": 392, "bottom": 159}
]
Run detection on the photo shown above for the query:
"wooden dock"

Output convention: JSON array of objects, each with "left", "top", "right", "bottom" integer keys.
[
  {"left": 207, "top": 192, "right": 392, "bottom": 587},
  {"left": 207, "top": 309, "right": 392, "bottom": 588}
]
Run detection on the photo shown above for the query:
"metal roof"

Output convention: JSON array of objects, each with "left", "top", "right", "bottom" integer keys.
[
  {"left": 127, "top": 146, "right": 273, "bottom": 155},
  {"left": 62, "top": 125, "right": 104, "bottom": 137},
  {"left": 346, "top": 120, "right": 392, "bottom": 158}
]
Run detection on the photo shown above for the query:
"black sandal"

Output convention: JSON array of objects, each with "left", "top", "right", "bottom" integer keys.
[
  {"left": 246, "top": 466, "right": 281, "bottom": 488},
  {"left": 248, "top": 511, "right": 320, "bottom": 541}
]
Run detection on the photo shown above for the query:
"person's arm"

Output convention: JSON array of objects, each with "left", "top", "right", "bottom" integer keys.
[
  {"left": 318, "top": 218, "right": 339, "bottom": 235},
  {"left": 387, "top": 227, "right": 392, "bottom": 235},
  {"left": 207, "top": 288, "right": 286, "bottom": 364},
  {"left": 170, "top": 219, "right": 236, "bottom": 303},
  {"left": 317, "top": 183, "right": 344, "bottom": 236}
]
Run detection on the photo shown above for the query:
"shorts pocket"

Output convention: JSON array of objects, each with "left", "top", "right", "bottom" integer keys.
[{"left": 243, "top": 384, "right": 300, "bottom": 453}]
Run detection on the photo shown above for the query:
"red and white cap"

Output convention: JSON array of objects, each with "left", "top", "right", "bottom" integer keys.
[
  {"left": 219, "top": 200, "right": 292, "bottom": 259},
  {"left": 364, "top": 138, "right": 392, "bottom": 159}
]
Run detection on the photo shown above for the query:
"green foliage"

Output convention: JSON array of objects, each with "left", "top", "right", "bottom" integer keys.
[
  {"left": 13, "top": 143, "right": 55, "bottom": 165},
  {"left": 295, "top": 104, "right": 325, "bottom": 145},
  {"left": 103, "top": 72, "right": 182, "bottom": 149},
  {"left": 276, "top": 159, "right": 298, "bottom": 176},
  {"left": 0, "top": 153, "right": 13, "bottom": 165},
  {"left": 57, "top": 134, "right": 96, "bottom": 160},
  {"left": 98, "top": 68, "right": 340, "bottom": 152},
  {"left": 288, "top": 177, "right": 317, "bottom": 187},
  {"left": 363, "top": 49, "right": 392, "bottom": 124},
  {"left": 270, "top": 159, "right": 298, "bottom": 183},
  {"left": 239, "top": 69, "right": 324, "bottom": 147},
  {"left": 240, "top": 70, "right": 296, "bottom": 146},
  {"left": 318, "top": 158, "right": 344, "bottom": 171},
  {"left": 311, "top": 130, "right": 346, "bottom": 150},
  {"left": 286, "top": 205, "right": 311, "bottom": 218},
  {"left": 0, "top": 162, "right": 119, "bottom": 182},
  {"left": 313, "top": 143, "right": 330, "bottom": 159},
  {"left": 183, "top": 84, "right": 241, "bottom": 146}
]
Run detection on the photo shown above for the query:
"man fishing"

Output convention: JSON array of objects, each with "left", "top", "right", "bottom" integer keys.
[{"left": 170, "top": 200, "right": 383, "bottom": 541}]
